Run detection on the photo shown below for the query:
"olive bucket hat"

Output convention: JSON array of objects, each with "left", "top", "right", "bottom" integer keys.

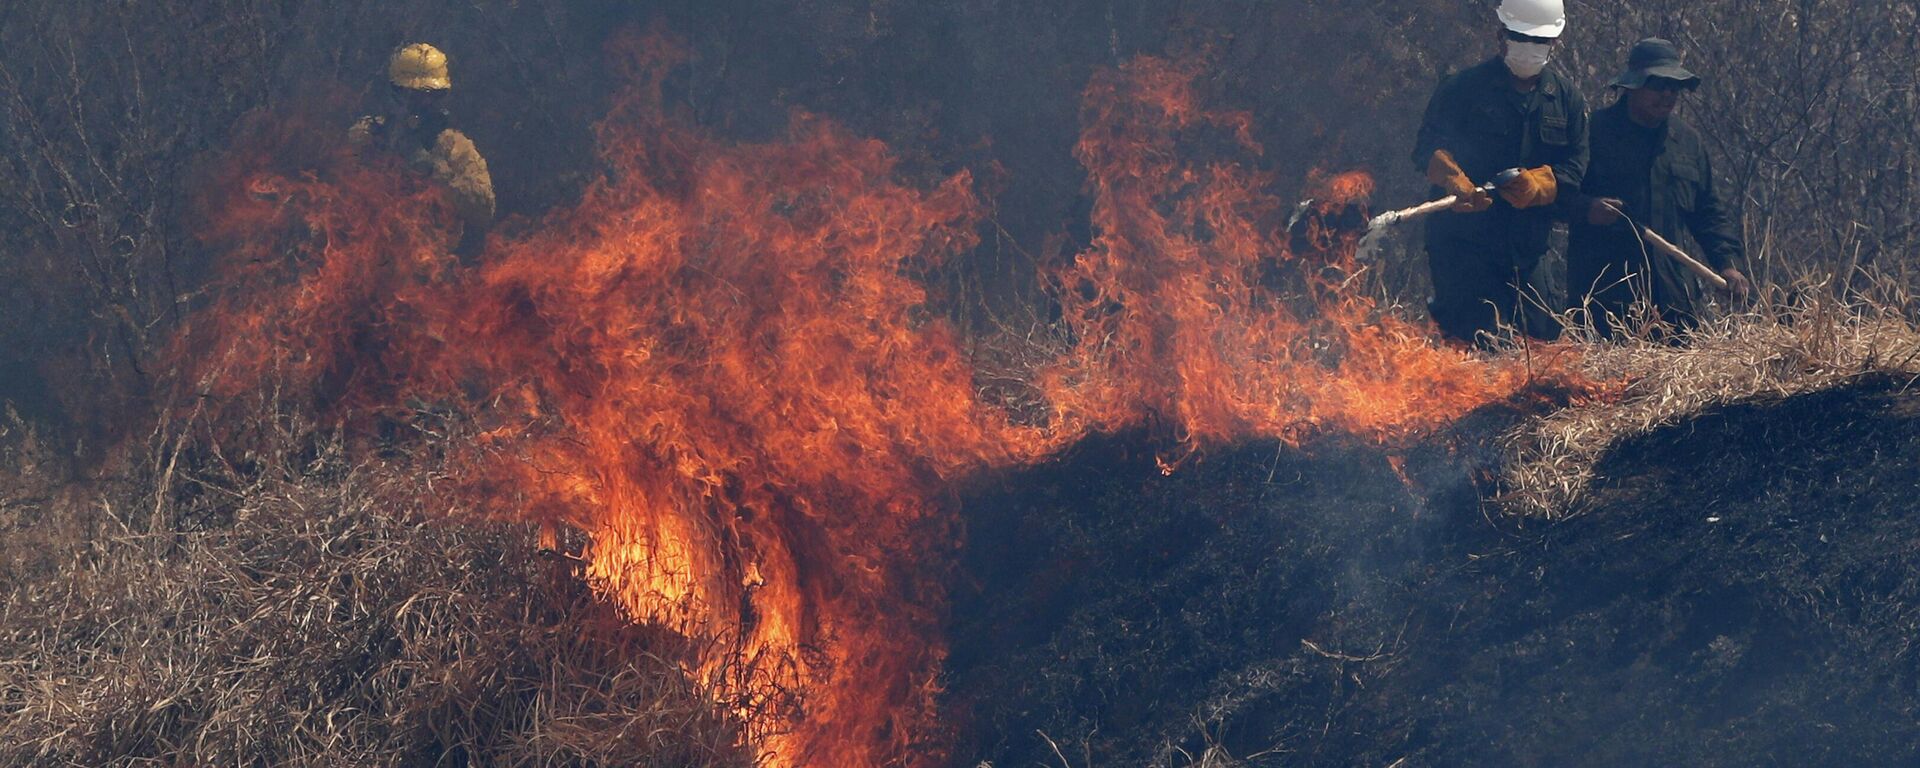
[{"left": 1609, "top": 38, "right": 1701, "bottom": 90}]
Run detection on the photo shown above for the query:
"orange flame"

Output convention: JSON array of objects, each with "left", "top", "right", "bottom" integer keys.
[
  {"left": 178, "top": 40, "right": 1589, "bottom": 768},
  {"left": 1042, "top": 57, "right": 1579, "bottom": 454}
]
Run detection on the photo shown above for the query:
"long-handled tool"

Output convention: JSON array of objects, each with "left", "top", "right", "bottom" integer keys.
[
  {"left": 1366, "top": 168, "right": 1524, "bottom": 229},
  {"left": 1347, "top": 168, "right": 1522, "bottom": 263},
  {"left": 1600, "top": 201, "right": 1729, "bottom": 291},
  {"left": 1362, "top": 177, "right": 1732, "bottom": 293}
]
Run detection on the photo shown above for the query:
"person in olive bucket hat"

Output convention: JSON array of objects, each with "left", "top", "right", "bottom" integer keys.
[{"left": 1566, "top": 38, "right": 1752, "bottom": 340}]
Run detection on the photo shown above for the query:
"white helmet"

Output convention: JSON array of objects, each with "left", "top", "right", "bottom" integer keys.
[{"left": 1497, "top": 0, "right": 1566, "bottom": 39}]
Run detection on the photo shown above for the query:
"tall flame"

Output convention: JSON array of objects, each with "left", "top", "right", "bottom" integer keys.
[
  {"left": 179, "top": 39, "right": 1586, "bottom": 768},
  {"left": 1042, "top": 57, "right": 1570, "bottom": 453}
]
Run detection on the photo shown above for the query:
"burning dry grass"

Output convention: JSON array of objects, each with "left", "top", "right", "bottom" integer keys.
[
  {"left": 0, "top": 426, "right": 753, "bottom": 767},
  {"left": 166, "top": 47, "right": 1593, "bottom": 766},
  {"left": 1502, "top": 287, "right": 1920, "bottom": 518}
]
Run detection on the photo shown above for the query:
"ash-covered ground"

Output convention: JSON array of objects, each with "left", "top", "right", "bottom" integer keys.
[{"left": 950, "top": 375, "right": 1920, "bottom": 766}]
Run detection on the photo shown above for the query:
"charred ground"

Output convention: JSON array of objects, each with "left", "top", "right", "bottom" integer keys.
[{"left": 950, "top": 374, "right": 1920, "bottom": 766}]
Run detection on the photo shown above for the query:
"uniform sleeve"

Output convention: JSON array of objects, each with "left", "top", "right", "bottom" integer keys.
[
  {"left": 431, "top": 129, "right": 497, "bottom": 229},
  {"left": 1550, "top": 87, "right": 1591, "bottom": 220},
  {"left": 1683, "top": 149, "right": 1744, "bottom": 272},
  {"left": 1412, "top": 74, "right": 1465, "bottom": 177}
]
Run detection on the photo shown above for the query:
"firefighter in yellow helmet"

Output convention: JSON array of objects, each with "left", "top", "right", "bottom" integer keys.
[{"left": 350, "top": 43, "right": 496, "bottom": 259}]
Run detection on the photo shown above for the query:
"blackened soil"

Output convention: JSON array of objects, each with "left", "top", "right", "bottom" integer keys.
[{"left": 948, "top": 375, "right": 1920, "bottom": 766}]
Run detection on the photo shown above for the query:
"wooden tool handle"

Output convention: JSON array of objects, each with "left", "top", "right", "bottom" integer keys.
[
  {"left": 1370, "top": 195, "right": 1461, "bottom": 228},
  {"left": 1637, "top": 226, "right": 1730, "bottom": 291},
  {"left": 1597, "top": 200, "right": 1730, "bottom": 291}
]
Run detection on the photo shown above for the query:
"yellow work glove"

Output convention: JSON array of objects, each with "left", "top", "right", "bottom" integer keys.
[
  {"left": 1425, "top": 150, "right": 1493, "bottom": 213},
  {"left": 1498, "top": 166, "right": 1559, "bottom": 210}
]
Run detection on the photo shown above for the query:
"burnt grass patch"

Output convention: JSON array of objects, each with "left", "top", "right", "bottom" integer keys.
[{"left": 948, "top": 375, "right": 1920, "bottom": 766}]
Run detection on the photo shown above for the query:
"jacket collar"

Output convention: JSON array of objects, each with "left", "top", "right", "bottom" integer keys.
[{"left": 1599, "top": 99, "right": 1673, "bottom": 138}]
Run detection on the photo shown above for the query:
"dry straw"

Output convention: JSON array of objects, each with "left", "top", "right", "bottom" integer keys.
[
  {"left": 0, "top": 422, "right": 756, "bottom": 767},
  {"left": 1501, "top": 282, "right": 1920, "bottom": 519}
]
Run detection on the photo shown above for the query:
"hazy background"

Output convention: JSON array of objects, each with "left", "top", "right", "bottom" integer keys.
[{"left": 5, "top": 0, "right": 1917, "bottom": 430}]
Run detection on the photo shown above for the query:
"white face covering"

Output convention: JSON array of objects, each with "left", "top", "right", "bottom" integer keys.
[{"left": 1504, "top": 41, "right": 1554, "bottom": 78}]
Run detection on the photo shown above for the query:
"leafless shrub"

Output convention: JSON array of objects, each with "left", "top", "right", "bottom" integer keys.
[
  {"left": 1557, "top": 0, "right": 1920, "bottom": 297},
  {"left": 0, "top": 0, "right": 629, "bottom": 425}
]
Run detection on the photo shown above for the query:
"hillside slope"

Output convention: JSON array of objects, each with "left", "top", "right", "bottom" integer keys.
[{"left": 950, "top": 375, "right": 1920, "bottom": 766}]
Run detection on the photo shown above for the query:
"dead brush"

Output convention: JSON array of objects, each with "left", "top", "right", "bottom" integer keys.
[
  {"left": 0, "top": 414, "right": 757, "bottom": 767},
  {"left": 1501, "top": 277, "right": 1920, "bottom": 519}
]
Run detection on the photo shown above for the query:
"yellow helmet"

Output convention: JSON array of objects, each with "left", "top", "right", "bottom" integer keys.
[{"left": 389, "top": 43, "right": 451, "bottom": 91}]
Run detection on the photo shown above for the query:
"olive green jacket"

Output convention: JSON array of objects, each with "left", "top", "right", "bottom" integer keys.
[
  {"left": 1412, "top": 57, "right": 1590, "bottom": 268},
  {"left": 1567, "top": 101, "right": 1743, "bottom": 318}
]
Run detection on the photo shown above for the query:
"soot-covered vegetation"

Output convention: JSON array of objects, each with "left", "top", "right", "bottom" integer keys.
[{"left": 951, "top": 375, "right": 1920, "bottom": 766}]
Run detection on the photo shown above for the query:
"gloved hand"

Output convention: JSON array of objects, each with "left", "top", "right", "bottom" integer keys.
[
  {"left": 1498, "top": 166, "right": 1559, "bottom": 209},
  {"left": 1425, "top": 150, "right": 1493, "bottom": 213}
]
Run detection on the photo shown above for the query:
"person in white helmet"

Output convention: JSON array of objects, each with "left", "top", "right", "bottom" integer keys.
[{"left": 1410, "top": 0, "right": 1589, "bottom": 346}]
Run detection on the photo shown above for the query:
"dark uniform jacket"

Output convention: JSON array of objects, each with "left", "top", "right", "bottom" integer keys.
[
  {"left": 1567, "top": 101, "right": 1742, "bottom": 319},
  {"left": 1412, "top": 57, "right": 1590, "bottom": 268}
]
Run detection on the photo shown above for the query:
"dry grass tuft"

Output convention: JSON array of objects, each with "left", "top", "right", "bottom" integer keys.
[
  {"left": 0, "top": 424, "right": 754, "bottom": 768},
  {"left": 1502, "top": 285, "right": 1920, "bottom": 519}
]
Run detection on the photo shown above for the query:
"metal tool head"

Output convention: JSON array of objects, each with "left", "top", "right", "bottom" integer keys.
[
  {"left": 1286, "top": 198, "right": 1316, "bottom": 233},
  {"left": 1285, "top": 197, "right": 1372, "bottom": 254},
  {"left": 1488, "top": 167, "right": 1525, "bottom": 189}
]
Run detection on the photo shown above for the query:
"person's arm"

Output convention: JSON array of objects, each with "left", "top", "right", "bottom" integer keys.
[
  {"left": 1412, "top": 73, "right": 1494, "bottom": 212},
  {"left": 1682, "top": 150, "right": 1740, "bottom": 271},
  {"left": 433, "top": 129, "right": 496, "bottom": 229},
  {"left": 429, "top": 129, "right": 495, "bottom": 261},
  {"left": 1683, "top": 149, "right": 1751, "bottom": 297},
  {"left": 1412, "top": 73, "right": 1467, "bottom": 178},
  {"left": 1549, "top": 89, "right": 1591, "bottom": 220}
]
